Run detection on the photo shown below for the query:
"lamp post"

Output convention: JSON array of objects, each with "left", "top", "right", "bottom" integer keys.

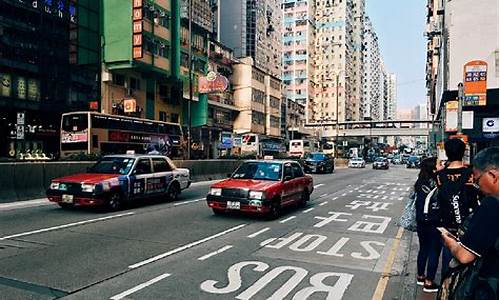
[
  {"left": 187, "top": 0, "right": 193, "bottom": 160},
  {"left": 457, "top": 82, "right": 464, "bottom": 135}
]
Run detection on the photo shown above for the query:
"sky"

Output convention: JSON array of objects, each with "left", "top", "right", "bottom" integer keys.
[{"left": 365, "top": 0, "right": 427, "bottom": 113}]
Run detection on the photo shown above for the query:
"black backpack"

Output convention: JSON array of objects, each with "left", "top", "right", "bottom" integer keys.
[{"left": 436, "top": 168, "right": 474, "bottom": 230}]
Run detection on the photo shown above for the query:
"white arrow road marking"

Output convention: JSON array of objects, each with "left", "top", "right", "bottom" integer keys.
[
  {"left": 110, "top": 273, "right": 171, "bottom": 300},
  {"left": 314, "top": 184, "right": 324, "bottom": 189},
  {"left": 173, "top": 198, "right": 205, "bottom": 206},
  {"left": 0, "top": 212, "right": 135, "bottom": 241},
  {"left": 279, "top": 216, "right": 297, "bottom": 224},
  {"left": 128, "top": 224, "right": 246, "bottom": 269},
  {"left": 247, "top": 227, "right": 270, "bottom": 238},
  {"left": 198, "top": 245, "right": 233, "bottom": 261}
]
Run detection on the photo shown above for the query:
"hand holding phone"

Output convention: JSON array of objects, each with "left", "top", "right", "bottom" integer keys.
[{"left": 437, "top": 227, "right": 457, "bottom": 240}]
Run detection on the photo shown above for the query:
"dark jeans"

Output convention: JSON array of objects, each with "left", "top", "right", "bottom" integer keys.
[
  {"left": 417, "top": 223, "right": 442, "bottom": 281},
  {"left": 441, "top": 241, "right": 453, "bottom": 278}
]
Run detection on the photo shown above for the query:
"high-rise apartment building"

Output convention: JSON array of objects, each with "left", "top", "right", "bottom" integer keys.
[
  {"left": 219, "top": 0, "right": 282, "bottom": 78},
  {"left": 362, "top": 16, "right": 383, "bottom": 120},
  {"left": 312, "top": 0, "right": 355, "bottom": 130},
  {"left": 282, "top": 0, "right": 315, "bottom": 114},
  {"left": 351, "top": 0, "right": 365, "bottom": 121},
  {"left": 384, "top": 73, "right": 397, "bottom": 120}
]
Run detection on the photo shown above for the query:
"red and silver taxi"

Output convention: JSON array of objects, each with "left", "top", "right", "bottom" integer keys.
[{"left": 206, "top": 160, "right": 313, "bottom": 218}]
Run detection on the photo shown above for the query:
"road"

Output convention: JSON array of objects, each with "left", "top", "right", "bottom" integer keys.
[{"left": 0, "top": 166, "right": 418, "bottom": 300}]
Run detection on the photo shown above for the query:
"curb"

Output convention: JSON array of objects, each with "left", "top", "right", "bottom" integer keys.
[{"left": 399, "top": 230, "right": 419, "bottom": 300}]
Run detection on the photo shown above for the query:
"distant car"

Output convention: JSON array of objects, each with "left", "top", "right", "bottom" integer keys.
[
  {"left": 206, "top": 160, "right": 313, "bottom": 219},
  {"left": 348, "top": 157, "right": 366, "bottom": 168},
  {"left": 391, "top": 155, "right": 402, "bottom": 164},
  {"left": 373, "top": 157, "right": 390, "bottom": 170},
  {"left": 406, "top": 156, "right": 421, "bottom": 168},
  {"left": 46, "top": 155, "right": 191, "bottom": 210},
  {"left": 303, "top": 152, "right": 334, "bottom": 174}
]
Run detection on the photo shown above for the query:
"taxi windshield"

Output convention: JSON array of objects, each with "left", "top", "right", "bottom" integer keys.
[
  {"left": 232, "top": 162, "right": 282, "bottom": 181},
  {"left": 89, "top": 157, "right": 135, "bottom": 175},
  {"left": 305, "top": 153, "right": 326, "bottom": 160}
]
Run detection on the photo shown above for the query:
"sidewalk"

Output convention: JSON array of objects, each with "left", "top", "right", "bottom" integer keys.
[{"left": 400, "top": 230, "right": 444, "bottom": 300}]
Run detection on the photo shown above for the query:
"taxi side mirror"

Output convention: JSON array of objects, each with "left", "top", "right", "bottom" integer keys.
[{"left": 284, "top": 175, "right": 293, "bottom": 181}]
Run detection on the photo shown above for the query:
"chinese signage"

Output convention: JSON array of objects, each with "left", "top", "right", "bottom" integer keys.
[
  {"left": 1, "top": 73, "right": 11, "bottom": 97},
  {"left": 124, "top": 99, "right": 137, "bottom": 113},
  {"left": 17, "top": 77, "right": 26, "bottom": 100},
  {"left": 0, "top": 73, "right": 40, "bottom": 101},
  {"left": 132, "top": 0, "right": 143, "bottom": 59},
  {"left": 445, "top": 101, "right": 458, "bottom": 132},
  {"left": 218, "top": 132, "right": 233, "bottom": 149},
  {"left": 463, "top": 60, "right": 487, "bottom": 106},
  {"left": 198, "top": 71, "right": 229, "bottom": 94}
]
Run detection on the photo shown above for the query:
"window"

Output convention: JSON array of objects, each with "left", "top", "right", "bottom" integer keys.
[
  {"left": 292, "top": 163, "right": 304, "bottom": 178},
  {"left": 159, "top": 111, "right": 167, "bottom": 121},
  {"left": 134, "top": 159, "right": 152, "bottom": 175},
  {"left": 170, "top": 113, "right": 179, "bottom": 123},
  {"left": 152, "top": 158, "right": 172, "bottom": 172},
  {"left": 284, "top": 164, "right": 293, "bottom": 179},
  {"left": 130, "top": 77, "right": 141, "bottom": 90},
  {"left": 113, "top": 74, "right": 125, "bottom": 86}
]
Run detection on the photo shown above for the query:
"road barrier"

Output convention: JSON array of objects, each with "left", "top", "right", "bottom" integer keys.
[
  {"left": 0, "top": 160, "right": 243, "bottom": 203},
  {"left": 0, "top": 159, "right": 348, "bottom": 203}
]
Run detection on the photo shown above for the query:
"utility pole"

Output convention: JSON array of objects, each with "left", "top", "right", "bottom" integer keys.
[
  {"left": 457, "top": 82, "right": 464, "bottom": 134},
  {"left": 335, "top": 72, "right": 340, "bottom": 158},
  {"left": 187, "top": 0, "right": 193, "bottom": 160}
]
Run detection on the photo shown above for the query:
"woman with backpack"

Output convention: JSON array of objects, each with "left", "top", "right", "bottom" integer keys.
[{"left": 414, "top": 157, "right": 442, "bottom": 292}]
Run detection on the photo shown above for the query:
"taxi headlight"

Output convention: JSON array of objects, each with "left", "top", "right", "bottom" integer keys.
[
  {"left": 249, "top": 191, "right": 264, "bottom": 200},
  {"left": 50, "top": 182, "right": 60, "bottom": 190},
  {"left": 81, "top": 184, "right": 95, "bottom": 193},
  {"left": 209, "top": 188, "right": 222, "bottom": 196}
]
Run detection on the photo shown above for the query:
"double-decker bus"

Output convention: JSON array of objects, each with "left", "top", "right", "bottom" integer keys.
[{"left": 60, "top": 112, "right": 184, "bottom": 159}]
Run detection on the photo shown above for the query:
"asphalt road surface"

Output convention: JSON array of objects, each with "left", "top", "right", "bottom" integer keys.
[{"left": 0, "top": 165, "right": 418, "bottom": 300}]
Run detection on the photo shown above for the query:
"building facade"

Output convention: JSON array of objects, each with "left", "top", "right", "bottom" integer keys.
[
  {"left": 384, "top": 72, "right": 397, "bottom": 120},
  {"left": 219, "top": 0, "right": 282, "bottom": 78},
  {"left": 362, "top": 16, "right": 383, "bottom": 120},
  {"left": 351, "top": 0, "right": 365, "bottom": 121},
  {"left": 312, "top": 0, "right": 355, "bottom": 131},
  {"left": 0, "top": 0, "right": 99, "bottom": 159},
  {"left": 282, "top": 0, "right": 315, "bottom": 111},
  {"left": 232, "top": 57, "right": 281, "bottom": 137},
  {"left": 426, "top": 0, "right": 499, "bottom": 153}
]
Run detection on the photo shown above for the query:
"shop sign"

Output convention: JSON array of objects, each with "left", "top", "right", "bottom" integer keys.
[
  {"left": 17, "top": 112, "right": 25, "bottom": 125},
  {"left": 17, "top": 77, "right": 26, "bottom": 100},
  {"left": 462, "top": 111, "right": 474, "bottom": 129},
  {"left": 445, "top": 101, "right": 458, "bottom": 132},
  {"left": 233, "top": 137, "right": 242, "bottom": 147},
  {"left": 16, "top": 125, "right": 25, "bottom": 140},
  {"left": 132, "top": 0, "right": 143, "bottom": 59},
  {"left": 198, "top": 71, "right": 229, "bottom": 94},
  {"left": 463, "top": 60, "right": 487, "bottom": 106},
  {"left": 218, "top": 132, "right": 233, "bottom": 149},
  {"left": 16, "top": 1, "right": 78, "bottom": 23},
  {"left": 1, "top": 73, "right": 11, "bottom": 97},
  {"left": 89, "top": 101, "right": 99, "bottom": 110},
  {"left": 124, "top": 99, "right": 137, "bottom": 113},
  {"left": 27, "top": 79, "right": 40, "bottom": 101},
  {"left": 482, "top": 118, "right": 499, "bottom": 132}
]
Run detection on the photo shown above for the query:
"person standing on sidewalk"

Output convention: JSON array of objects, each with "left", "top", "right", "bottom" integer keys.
[
  {"left": 441, "top": 147, "right": 498, "bottom": 299},
  {"left": 436, "top": 139, "right": 480, "bottom": 277},
  {"left": 414, "top": 157, "right": 442, "bottom": 293}
]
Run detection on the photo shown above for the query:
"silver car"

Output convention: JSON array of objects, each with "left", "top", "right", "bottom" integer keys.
[{"left": 348, "top": 157, "right": 366, "bottom": 168}]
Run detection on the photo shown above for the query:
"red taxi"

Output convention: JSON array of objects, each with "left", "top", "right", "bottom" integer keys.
[{"left": 206, "top": 160, "right": 313, "bottom": 218}]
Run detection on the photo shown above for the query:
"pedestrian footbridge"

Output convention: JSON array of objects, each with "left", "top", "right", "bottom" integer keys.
[{"left": 305, "top": 120, "right": 434, "bottom": 137}]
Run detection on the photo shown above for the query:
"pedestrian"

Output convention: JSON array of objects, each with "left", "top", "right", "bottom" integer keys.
[
  {"left": 440, "top": 147, "right": 499, "bottom": 299},
  {"left": 414, "top": 157, "right": 442, "bottom": 293},
  {"left": 436, "top": 139, "right": 479, "bottom": 276}
]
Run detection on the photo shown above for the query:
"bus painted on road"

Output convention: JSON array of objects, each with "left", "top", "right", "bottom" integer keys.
[{"left": 60, "top": 112, "right": 184, "bottom": 159}]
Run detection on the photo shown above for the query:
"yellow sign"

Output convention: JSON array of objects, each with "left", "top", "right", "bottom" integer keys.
[
  {"left": 124, "top": 99, "right": 137, "bottom": 113},
  {"left": 463, "top": 60, "right": 487, "bottom": 106}
]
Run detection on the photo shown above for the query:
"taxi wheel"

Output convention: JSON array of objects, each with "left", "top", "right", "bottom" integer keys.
[
  {"left": 267, "top": 200, "right": 281, "bottom": 220},
  {"left": 107, "top": 192, "right": 123, "bottom": 211},
  {"left": 167, "top": 183, "right": 180, "bottom": 202}
]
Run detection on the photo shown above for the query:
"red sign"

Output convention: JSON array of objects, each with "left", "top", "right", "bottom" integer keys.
[
  {"left": 124, "top": 99, "right": 137, "bottom": 113},
  {"left": 463, "top": 60, "right": 487, "bottom": 106},
  {"left": 132, "top": 0, "right": 143, "bottom": 59},
  {"left": 89, "top": 101, "right": 98, "bottom": 110},
  {"left": 198, "top": 71, "right": 229, "bottom": 94}
]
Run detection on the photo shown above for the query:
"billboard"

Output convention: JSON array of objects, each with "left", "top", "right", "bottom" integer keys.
[
  {"left": 463, "top": 60, "right": 487, "bottom": 106},
  {"left": 198, "top": 71, "right": 229, "bottom": 94},
  {"left": 132, "top": 0, "right": 143, "bottom": 59},
  {"left": 445, "top": 101, "right": 458, "bottom": 132}
]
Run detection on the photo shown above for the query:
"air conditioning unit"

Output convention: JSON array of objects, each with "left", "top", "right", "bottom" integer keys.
[{"left": 102, "top": 71, "right": 112, "bottom": 82}]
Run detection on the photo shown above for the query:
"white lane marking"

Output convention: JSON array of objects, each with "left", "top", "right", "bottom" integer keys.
[
  {"left": 198, "top": 245, "right": 233, "bottom": 261},
  {"left": 314, "top": 184, "right": 324, "bottom": 189},
  {"left": 279, "top": 216, "right": 297, "bottom": 224},
  {"left": 320, "top": 193, "right": 328, "bottom": 197},
  {"left": 128, "top": 224, "right": 246, "bottom": 269},
  {"left": 332, "top": 196, "right": 338, "bottom": 201},
  {"left": 0, "top": 198, "right": 50, "bottom": 211},
  {"left": 0, "top": 212, "right": 135, "bottom": 241},
  {"left": 247, "top": 227, "right": 270, "bottom": 238},
  {"left": 173, "top": 198, "right": 205, "bottom": 206},
  {"left": 302, "top": 208, "right": 315, "bottom": 213},
  {"left": 319, "top": 201, "right": 328, "bottom": 206},
  {"left": 110, "top": 273, "right": 171, "bottom": 300},
  {"left": 341, "top": 193, "right": 347, "bottom": 196}
]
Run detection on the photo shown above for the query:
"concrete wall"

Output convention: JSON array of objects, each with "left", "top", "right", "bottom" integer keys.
[{"left": 0, "top": 160, "right": 243, "bottom": 203}]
